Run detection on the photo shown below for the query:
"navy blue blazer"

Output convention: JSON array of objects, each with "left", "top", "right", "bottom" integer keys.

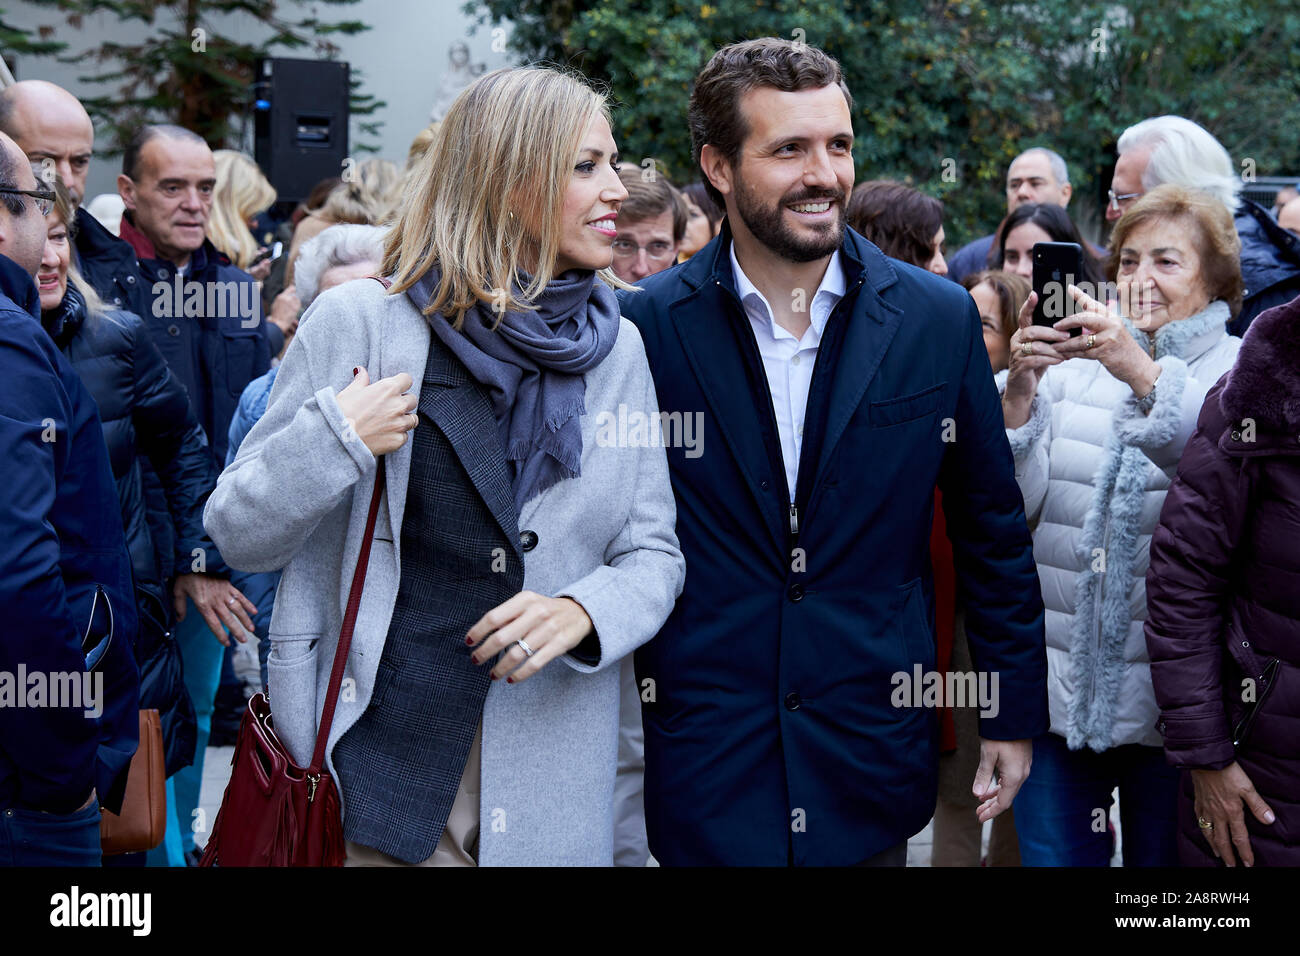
[
  {"left": 619, "top": 221, "right": 1047, "bottom": 865},
  {"left": 0, "top": 253, "right": 139, "bottom": 814}
]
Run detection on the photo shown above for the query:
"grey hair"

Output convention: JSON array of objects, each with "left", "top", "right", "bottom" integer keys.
[
  {"left": 0, "top": 141, "right": 24, "bottom": 216},
  {"left": 1014, "top": 147, "right": 1069, "bottom": 187},
  {"left": 1116, "top": 115, "right": 1241, "bottom": 215},
  {"left": 293, "top": 223, "right": 388, "bottom": 306}
]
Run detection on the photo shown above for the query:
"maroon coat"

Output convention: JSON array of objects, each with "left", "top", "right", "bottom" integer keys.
[{"left": 1145, "top": 293, "right": 1300, "bottom": 866}]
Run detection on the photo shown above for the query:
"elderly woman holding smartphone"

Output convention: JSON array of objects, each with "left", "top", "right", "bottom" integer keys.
[
  {"left": 204, "top": 67, "right": 684, "bottom": 866},
  {"left": 1000, "top": 185, "right": 1242, "bottom": 866}
]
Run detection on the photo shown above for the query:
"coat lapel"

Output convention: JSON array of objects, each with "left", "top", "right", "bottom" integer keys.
[
  {"left": 376, "top": 291, "right": 426, "bottom": 553},
  {"left": 811, "top": 238, "right": 906, "bottom": 491},
  {"left": 669, "top": 241, "right": 787, "bottom": 555}
]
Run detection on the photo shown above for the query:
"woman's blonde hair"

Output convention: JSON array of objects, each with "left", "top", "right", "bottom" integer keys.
[
  {"left": 50, "top": 174, "right": 105, "bottom": 316},
  {"left": 1106, "top": 183, "right": 1243, "bottom": 318},
  {"left": 209, "top": 150, "right": 276, "bottom": 270},
  {"left": 320, "top": 158, "right": 401, "bottom": 226},
  {"left": 382, "top": 66, "right": 635, "bottom": 329},
  {"left": 406, "top": 122, "right": 441, "bottom": 171}
]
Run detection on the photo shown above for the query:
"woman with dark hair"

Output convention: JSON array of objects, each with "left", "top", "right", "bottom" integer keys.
[
  {"left": 963, "top": 269, "right": 1030, "bottom": 376},
  {"left": 676, "top": 181, "right": 723, "bottom": 261},
  {"left": 846, "top": 179, "right": 947, "bottom": 275},
  {"left": 994, "top": 202, "right": 1103, "bottom": 288}
]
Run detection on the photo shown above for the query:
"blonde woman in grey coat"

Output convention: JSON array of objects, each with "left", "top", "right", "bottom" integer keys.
[{"left": 204, "top": 67, "right": 684, "bottom": 866}]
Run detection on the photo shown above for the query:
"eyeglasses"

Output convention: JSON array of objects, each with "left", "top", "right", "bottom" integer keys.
[
  {"left": 1108, "top": 189, "right": 1143, "bottom": 213},
  {"left": 0, "top": 186, "right": 56, "bottom": 216},
  {"left": 611, "top": 238, "right": 676, "bottom": 262}
]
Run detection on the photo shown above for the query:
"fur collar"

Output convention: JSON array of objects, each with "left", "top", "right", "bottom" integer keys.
[
  {"left": 1220, "top": 293, "right": 1300, "bottom": 431},
  {"left": 1124, "top": 299, "right": 1229, "bottom": 363}
]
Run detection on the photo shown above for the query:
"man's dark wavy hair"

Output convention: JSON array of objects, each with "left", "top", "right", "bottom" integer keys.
[{"left": 688, "top": 37, "right": 853, "bottom": 212}]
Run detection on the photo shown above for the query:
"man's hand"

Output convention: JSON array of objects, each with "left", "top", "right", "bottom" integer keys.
[
  {"left": 972, "top": 738, "right": 1032, "bottom": 823},
  {"left": 269, "top": 286, "right": 301, "bottom": 338},
  {"left": 173, "top": 574, "right": 258, "bottom": 646}
]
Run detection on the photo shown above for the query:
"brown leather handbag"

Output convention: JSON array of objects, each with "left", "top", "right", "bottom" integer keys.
[
  {"left": 199, "top": 458, "right": 387, "bottom": 867},
  {"left": 100, "top": 708, "right": 166, "bottom": 854}
]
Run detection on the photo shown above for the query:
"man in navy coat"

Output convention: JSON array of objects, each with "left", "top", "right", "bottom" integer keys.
[
  {"left": 618, "top": 38, "right": 1048, "bottom": 865},
  {"left": 0, "top": 132, "right": 139, "bottom": 864}
]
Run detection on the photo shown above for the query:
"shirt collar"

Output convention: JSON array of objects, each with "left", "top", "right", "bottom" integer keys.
[{"left": 729, "top": 239, "right": 846, "bottom": 340}]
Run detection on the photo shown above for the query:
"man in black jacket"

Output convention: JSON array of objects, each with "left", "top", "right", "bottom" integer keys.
[
  {"left": 117, "top": 123, "right": 271, "bottom": 863},
  {"left": 0, "top": 132, "right": 139, "bottom": 865},
  {"left": 0, "top": 80, "right": 153, "bottom": 321}
]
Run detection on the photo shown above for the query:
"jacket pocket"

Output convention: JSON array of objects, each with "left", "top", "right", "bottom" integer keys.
[
  {"left": 869, "top": 383, "right": 945, "bottom": 428},
  {"left": 81, "top": 584, "right": 115, "bottom": 672},
  {"left": 266, "top": 636, "right": 319, "bottom": 766},
  {"left": 893, "top": 577, "right": 935, "bottom": 671},
  {"left": 220, "top": 329, "right": 262, "bottom": 398}
]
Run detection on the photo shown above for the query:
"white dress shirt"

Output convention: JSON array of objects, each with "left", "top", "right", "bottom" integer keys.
[{"left": 729, "top": 241, "right": 846, "bottom": 502}]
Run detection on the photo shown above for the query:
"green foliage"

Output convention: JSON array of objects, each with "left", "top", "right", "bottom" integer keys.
[
  {"left": 465, "top": 0, "right": 1300, "bottom": 246},
  {"left": 0, "top": 7, "right": 67, "bottom": 60},
  {"left": 17, "top": 0, "right": 385, "bottom": 155}
]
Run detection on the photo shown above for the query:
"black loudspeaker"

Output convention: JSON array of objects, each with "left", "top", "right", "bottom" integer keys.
[{"left": 253, "top": 57, "right": 350, "bottom": 205}]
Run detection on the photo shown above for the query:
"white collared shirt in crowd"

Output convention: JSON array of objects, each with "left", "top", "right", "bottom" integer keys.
[{"left": 729, "top": 240, "right": 846, "bottom": 502}]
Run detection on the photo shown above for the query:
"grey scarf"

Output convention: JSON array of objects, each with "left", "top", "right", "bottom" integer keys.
[{"left": 408, "top": 265, "right": 621, "bottom": 513}]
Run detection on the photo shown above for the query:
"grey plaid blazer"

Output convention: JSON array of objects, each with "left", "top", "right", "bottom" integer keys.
[
  {"left": 205, "top": 276, "right": 684, "bottom": 865},
  {"left": 332, "top": 332, "right": 523, "bottom": 862}
]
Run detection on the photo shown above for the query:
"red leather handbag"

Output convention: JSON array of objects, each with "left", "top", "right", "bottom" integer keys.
[{"left": 199, "top": 457, "right": 387, "bottom": 866}]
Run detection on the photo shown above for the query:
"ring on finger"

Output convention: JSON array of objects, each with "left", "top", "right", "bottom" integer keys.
[
  {"left": 1021, "top": 341, "right": 1033, "bottom": 357},
  {"left": 1197, "top": 817, "right": 1214, "bottom": 830},
  {"left": 1087, "top": 333, "right": 1097, "bottom": 349},
  {"left": 515, "top": 639, "right": 535, "bottom": 658}
]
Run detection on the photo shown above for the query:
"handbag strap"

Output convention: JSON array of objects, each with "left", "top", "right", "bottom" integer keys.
[{"left": 308, "top": 298, "right": 392, "bottom": 773}]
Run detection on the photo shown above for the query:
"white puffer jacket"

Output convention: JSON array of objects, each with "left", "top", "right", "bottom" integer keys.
[{"left": 1004, "top": 301, "right": 1240, "bottom": 750}]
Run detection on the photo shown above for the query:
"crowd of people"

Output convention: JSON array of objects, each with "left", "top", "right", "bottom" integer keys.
[{"left": 1, "top": 34, "right": 1297, "bottom": 869}]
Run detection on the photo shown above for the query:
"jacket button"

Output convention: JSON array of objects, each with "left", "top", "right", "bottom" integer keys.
[
  {"left": 760, "top": 480, "right": 770, "bottom": 490},
  {"left": 520, "top": 530, "right": 538, "bottom": 552},
  {"left": 156, "top": 268, "right": 169, "bottom": 280},
  {"left": 1231, "top": 430, "right": 1241, "bottom": 441},
  {"left": 112, "top": 297, "right": 122, "bottom": 305},
  {"left": 167, "top": 324, "right": 180, "bottom": 336},
  {"left": 126, "top": 275, "right": 136, "bottom": 284},
  {"left": 784, "top": 692, "right": 801, "bottom": 711},
  {"left": 788, "top": 584, "right": 804, "bottom": 602}
]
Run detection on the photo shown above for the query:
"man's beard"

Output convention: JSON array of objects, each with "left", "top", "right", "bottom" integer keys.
[{"left": 732, "top": 174, "right": 844, "bottom": 263}]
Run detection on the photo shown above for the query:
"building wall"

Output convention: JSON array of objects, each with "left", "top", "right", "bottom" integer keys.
[{"left": 3, "top": 0, "right": 515, "bottom": 201}]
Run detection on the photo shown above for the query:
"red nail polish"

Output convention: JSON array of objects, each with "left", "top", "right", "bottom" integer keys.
[
  {"left": 353, "top": 366, "right": 361, "bottom": 375},
  {"left": 490, "top": 673, "right": 498, "bottom": 681},
  {"left": 465, "top": 636, "right": 473, "bottom": 645},
  {"left": 506, "top": 677, "right": 514, "bottom": 684}
]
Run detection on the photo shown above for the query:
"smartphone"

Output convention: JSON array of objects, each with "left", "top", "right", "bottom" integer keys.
[
  {"left": 251, "top": 241, "right": 284, "bottom": 267},
  {"left": 1031, "top": 241, "right": 1083, "bottom": 337}
]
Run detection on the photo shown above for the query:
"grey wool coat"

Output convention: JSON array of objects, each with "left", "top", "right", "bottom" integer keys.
[{"left": 203, "top": 276, "right": 684, "bottom": 866}]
